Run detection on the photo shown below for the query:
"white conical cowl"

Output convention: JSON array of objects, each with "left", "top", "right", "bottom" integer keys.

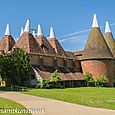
[
  {"left": 37, "top": 24, "right": 43, "bottom": 36},
  {"left": 24, "top": 19, "right": 30, "bottom": 32},
  {"left": 105, "top": 21, "right": 111, "bottom": 33},
  {"left": 92, "top": 14, "right": 99, "bottom": 27},
  {"left": 5, "top": 24, "right": 11, "bottom": 35},
  {"left": 50, "top": 27, "right": 55, "bottom": 38},
  {"left": 20, "top": 27, "right": 24, "bottom": 36},
  {"left": 32, "top": 30, "right": 36, "bottom": 37}
]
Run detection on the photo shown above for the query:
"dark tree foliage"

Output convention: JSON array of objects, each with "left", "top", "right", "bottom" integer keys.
[{"left": 0, "top": 48, "right": 31, "bottom": 86}]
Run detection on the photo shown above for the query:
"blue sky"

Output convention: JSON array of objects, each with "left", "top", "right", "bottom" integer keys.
[{"left": 0, "top": 0, "right": 115, "bottom": 51}]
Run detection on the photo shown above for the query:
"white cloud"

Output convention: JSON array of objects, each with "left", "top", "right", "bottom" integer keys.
[
  {"left": 60, "top": 28, "right": 90, "bottom": 38},
  {"left": 59, "top": 35, "right": 88, "bottom": 43}
]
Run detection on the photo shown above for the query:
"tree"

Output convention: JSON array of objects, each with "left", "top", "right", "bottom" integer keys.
[
  {"left": 0, "top": 48, "right": 31, "bottom": 86},
  {"left": 0, "top": 55, "right": 6, "bottom": 80},
  {"left": 96, "top": 75, "right": 108, "bottom": 87},
  {"left": 83, "top": 73, "right": 95, "bottom": 87}
]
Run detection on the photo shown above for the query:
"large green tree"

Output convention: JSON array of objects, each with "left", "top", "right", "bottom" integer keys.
[{"left": 0, "top": 48, "right": 31, "bottom": 86}]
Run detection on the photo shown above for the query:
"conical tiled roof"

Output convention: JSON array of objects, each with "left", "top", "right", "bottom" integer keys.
[
  {"left": 48, "top": 27, "right": 66, "bottom": 56},
  {"left": 36, "top": 25, "right": 56, "bottom": 55},
  {"left": 37, "top": 35, "right": 56, "bottom": 55},
  {"left": 82, "top": 14, "right": 113, "bottom": 59},
  {"left": 0, "top": 35, "right": 15, "bottom": 53},
  {"left": 48, "top": 38, "right": 66, "bottom": 56},
  {"left": 104, "top": 21, "right": 115, "bottom": 57},
  {"left": 0, "top": 24, "right": 15, "bottom": 53},
  {"left": 14, "top": 32, "right": 44, "bottom": 53},
  {"left": 14, "top": 19, "right": 44, "bottom": 53}
]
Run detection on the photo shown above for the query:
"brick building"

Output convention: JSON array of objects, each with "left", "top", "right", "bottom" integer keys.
[{"left": 0, "top": 14, "right": 115, "bottom": 87}]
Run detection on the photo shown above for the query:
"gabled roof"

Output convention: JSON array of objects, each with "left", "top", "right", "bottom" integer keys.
[
  {"left": 14, "top": 32, "right": 44, "bottom": 53},
  {"left": 82, "top": 14, "right": 113, "bottom": 59},
  {"left": 104, "top": 21, "right": 115, "bottom": 57}
]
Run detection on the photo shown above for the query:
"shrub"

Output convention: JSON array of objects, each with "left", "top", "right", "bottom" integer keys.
[
  {"left": 83, "top": 73, "right": 95, "bottom": 87},
  {"left": 50, "top": 70, "right": 60, "bottom": 82},
  {"left": 35, "top": 81, "right": 43, "bottom": 88},
  {"left": 37, "top": 70, "right": 61, "bottom": 89},
  {"left": 96, "top": 75, "right": 108, "bottom": 87},
  {"left": 42, "top": 80, "right": 50, "bottom": 89},
  {"left": 50, "top": 70, "right": 61, "bottom": 88}
]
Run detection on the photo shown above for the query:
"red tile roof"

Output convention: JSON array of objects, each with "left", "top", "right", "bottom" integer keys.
[
  {"left": 0, "top": 35, "right": 15, "bottom": 53},
  {"left": 14, "top": 32, "right": 44, "bottom": 54}
]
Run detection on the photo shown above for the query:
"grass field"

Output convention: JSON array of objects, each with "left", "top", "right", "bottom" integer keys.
[
  {"left": 0, "top": 97, "right": 31, "bottom": 115},
  {"left": 24, "top": 87, "right": 115, "bottom": 110}
]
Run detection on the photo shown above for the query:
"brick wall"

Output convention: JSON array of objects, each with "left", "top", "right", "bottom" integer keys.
[{"left": 81, "top": 59, "right": 115, "bottom": 86}]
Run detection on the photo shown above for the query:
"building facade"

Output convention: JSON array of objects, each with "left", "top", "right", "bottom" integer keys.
[{"left": 0, "top": 14, "right": 115, "bottom": 87}]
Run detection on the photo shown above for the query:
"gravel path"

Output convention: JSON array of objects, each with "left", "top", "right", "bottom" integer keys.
[{"left": 0, "top": 92, "right": 115, "bottom": 115}]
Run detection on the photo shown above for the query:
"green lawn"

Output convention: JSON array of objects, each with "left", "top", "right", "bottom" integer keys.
[
  {"left": 24, "top": 87, "right": 115, "bottom": 110},
  {"left": 0, "top": 97, "right": 31, "bottom": 115}
]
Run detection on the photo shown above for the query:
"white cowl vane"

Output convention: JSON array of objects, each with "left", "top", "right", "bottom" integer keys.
[
  {"left": 5, "top": 24, "right": 11, "bottom": 35},
  {"left": 32, "top": 30, "right": 36, "bottom": 37},
  {"left": 24, "top": 19, "right": 30, "bottom": 32},
  {"left": 105, "top": 21, "right": 111, "bottom": 33},
  {"left": 49, "top": 27, "right": 55, "bottom": 38},
  {"left": 20, "top": 27, "right": 24, "bottom": 36},
  {"left": 92, "top": 14, "right": 99, "bottom": 28},
  {"left": 37, "top": 24, "right": 43, "bottom": 36}
]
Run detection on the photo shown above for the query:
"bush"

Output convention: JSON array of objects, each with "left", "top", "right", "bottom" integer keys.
[
  {"left": 35, "top": 81, "right": 43, "bottom": 88},
  {"left": 83, "top": 73, "right": 95, "bottom": 87},
  {"left": 36, "top": 70, "right": 62, "bottom": 89},
  {"left": 41, "top": 80, "right": 50, "bottom": 89},
  {"left": 96, "top": 75, "right": 108, "bottom": 87},
  {"left": 50, "top": 70, "right": 61, "bottom": 88}
]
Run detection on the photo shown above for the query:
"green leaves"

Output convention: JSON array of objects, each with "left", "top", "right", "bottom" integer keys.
[
  {"left": 0, "top": 48, "right": 31, "bottom": 86},
  {"left": 50, "top": 70, "right": 61, "bottom": 82},
  {"left": 96, "top": 75, "right": 108, "bottom": 87},
  {"left": 83, "top": 73, "right": 108, "bottom": 87},
  {"left": 83, "top": 73, "right": 95, "bottom": 87}
]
